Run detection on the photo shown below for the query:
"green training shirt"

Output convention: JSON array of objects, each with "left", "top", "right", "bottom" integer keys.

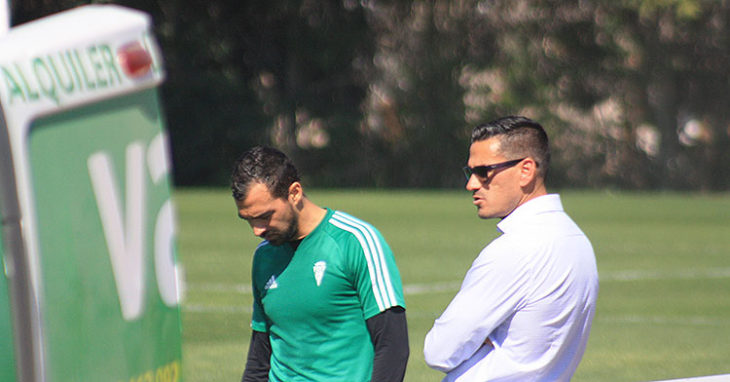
[{"left": 250, "top": 208, "right": 406, "bottom": 382}]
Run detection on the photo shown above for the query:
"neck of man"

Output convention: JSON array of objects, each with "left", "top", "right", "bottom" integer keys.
[
  {"left": 527, "top": 179, "right": 548, "bottom": 198},
  {"left": 513, "top": 179, "right": 548, "bottom": 214},
  {"left": 294, "top": 198, "right": 327, "bottom": 240}
]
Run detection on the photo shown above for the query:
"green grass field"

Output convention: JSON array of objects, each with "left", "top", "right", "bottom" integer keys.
[{"left": 175, "top": 189, "right": 730, "bottom": 381}]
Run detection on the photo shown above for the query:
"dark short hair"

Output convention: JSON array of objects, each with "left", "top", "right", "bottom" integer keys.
[
  {"left": 231, "top": 146, "right": 300, "bottom": 201},
  {"left": 471, "top": 115, "right": 550, "bottom": 179}
]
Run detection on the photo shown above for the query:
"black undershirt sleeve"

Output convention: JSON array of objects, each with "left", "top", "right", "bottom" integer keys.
[
  {"left": 242, "top": 308, "right": 407, "bottom": 381},
  {"left": 366, "top": 306, "right": 410, "bottom": 382},
  {"left": 241, "top": 330, "right": 271, "bottom": 382}
]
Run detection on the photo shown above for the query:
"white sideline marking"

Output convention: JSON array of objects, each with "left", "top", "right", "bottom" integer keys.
[
  {"left": 185, "top": 267, "right": 730, "bottom": 297},
  {"left": 184, "top": 304, "right": 252, "bottom": 314},
  {"left": 600, "top": 267, "right": 730, "bottom": 282},
  {"left": 182, "top": 267, "right": 730, "bottom": 315},
  {"left": 182, "top": 303, "right": 730, "bottom": 329},
  {"left": 650, "top": 375, "right": 730, "bottom": 382},
  {"left": 598, "top": 315, "right": 730, "bottom": 327},
  {"left": 191, "top": 283, "right": 252, "bottom": 293},
  {"left": 404, "top": 281, "right": 461, "bottom": 295}
]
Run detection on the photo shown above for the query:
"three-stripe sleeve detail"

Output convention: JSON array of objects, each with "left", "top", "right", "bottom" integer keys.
[{"left": 330, "top": 212, "right": 398, "bottom": 312}]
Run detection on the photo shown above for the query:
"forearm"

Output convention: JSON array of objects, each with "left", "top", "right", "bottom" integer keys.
[
  {"left": 424, "top": 321, "right": 492, "bottom": 372},
  {"left": 424, "top": 254, "right": 527, "bottom": 371},
  {"left": 423, "top": 292, "right": 502, "bottom": 371},
  {"left": 241, "top": 330, "right": 271, "bottom": 382},
  {"left": 367, "top": 306, "right": 409, "bottom": 382}
]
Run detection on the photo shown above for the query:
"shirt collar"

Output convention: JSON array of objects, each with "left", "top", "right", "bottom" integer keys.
[{"left": 496, "top": 194, "right": 564, "bottom": 234}]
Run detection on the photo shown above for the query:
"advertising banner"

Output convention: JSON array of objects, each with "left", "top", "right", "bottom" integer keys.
[{"left": 0, "top": 5, "right": 183, "bottom": 381}]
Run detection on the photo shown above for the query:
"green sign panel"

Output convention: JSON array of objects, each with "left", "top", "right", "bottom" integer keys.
[{"left": 27, "top": 88, "right": 181, "bottom": 381}]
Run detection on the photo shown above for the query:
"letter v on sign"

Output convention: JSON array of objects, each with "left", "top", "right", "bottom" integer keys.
[{"left": 87, "top": 142, "right": 146, "bottom": 321}]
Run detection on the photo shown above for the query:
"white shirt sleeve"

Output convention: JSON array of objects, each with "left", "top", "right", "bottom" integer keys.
[{"left": 423, "top": 236, "right": 533, "bottom": 372}]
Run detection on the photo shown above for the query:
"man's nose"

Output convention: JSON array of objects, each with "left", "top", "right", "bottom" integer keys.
[
  {"left": 465, "top": 174, "right": 481, "bottom": 191},
  {"left": 252, "top": 225, "right": 267, "bottom": 237}
]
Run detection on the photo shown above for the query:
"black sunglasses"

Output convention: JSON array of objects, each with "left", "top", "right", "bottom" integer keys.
[{"left": 462, "top": 158, "right": 525, "bottom": 180}]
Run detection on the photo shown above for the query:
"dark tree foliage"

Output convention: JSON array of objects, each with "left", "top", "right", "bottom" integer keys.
[
  {"left": 11, "top": 0, "right": 373, "bottom": 187},
  {"left": 10, "top": 0, "right": 730, "bottom": 190}
]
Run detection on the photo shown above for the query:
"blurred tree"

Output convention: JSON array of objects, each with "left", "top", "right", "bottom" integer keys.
[
  {"left": 10, "top": 0, "right": 730, "bottom": 190},
  {"left": 360, "top": 1, "right": 476, "bottom": 188},
  {"left": 13, "top": 0, "right": 376, "bottom": 186},
  {"left": 143, "top": 0, "right": 273, "bottom": 186},
  {"left": 155, "top": 0, "right": 375, "bottom": 187},
  {"left": 10, "top": 0, "right": 268, "bottom": 186},
  {"left": 458, "top": 0, "right": 730, "bottom": 190},
  {"left": 10, "top": 0, "right": 83, "bottom": 24},
  {"left": 230, "top": 0, "right": 375, "bottom": 188}
]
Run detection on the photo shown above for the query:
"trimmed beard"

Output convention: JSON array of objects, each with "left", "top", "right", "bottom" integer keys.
[{"left": 266, "top": 208, "right": 299, "bottom": 246}]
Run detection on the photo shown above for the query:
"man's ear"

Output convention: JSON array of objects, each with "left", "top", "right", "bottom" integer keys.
[
  {"left": 288, "top": 182, "right": 303, "bottom": 204},
  {"left": 518, "top": 158, "right": 538, "bottom": 188}
]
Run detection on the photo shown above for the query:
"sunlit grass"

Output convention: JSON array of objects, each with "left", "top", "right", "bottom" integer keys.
[{"left": 176, "top": 189, "right": 730, "bottom": 381}]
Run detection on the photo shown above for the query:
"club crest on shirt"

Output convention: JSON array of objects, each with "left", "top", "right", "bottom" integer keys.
[
  {"left": 264, "top": 275, "right": 278, "bottom": 290},
  {"left": 313, "top": 261, "right": 327, "bottom": 286}
]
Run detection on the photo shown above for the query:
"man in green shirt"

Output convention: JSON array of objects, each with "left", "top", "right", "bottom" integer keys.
[{"left": 232, "top": 146, "right": 409, "bottom": 382}]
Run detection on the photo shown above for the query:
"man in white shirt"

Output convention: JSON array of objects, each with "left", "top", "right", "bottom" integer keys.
[{"left": 424, "top": 116, "right": 599, "bottom": 382}]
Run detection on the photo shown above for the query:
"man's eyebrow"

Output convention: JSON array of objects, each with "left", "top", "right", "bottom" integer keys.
[{"left": 238, "top": 211, "right": 272, "bottom": 220}]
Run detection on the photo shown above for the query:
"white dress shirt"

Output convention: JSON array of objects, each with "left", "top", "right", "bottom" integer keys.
[{"left": 424, "top": 194, "right": 599, "bottom": 382}]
